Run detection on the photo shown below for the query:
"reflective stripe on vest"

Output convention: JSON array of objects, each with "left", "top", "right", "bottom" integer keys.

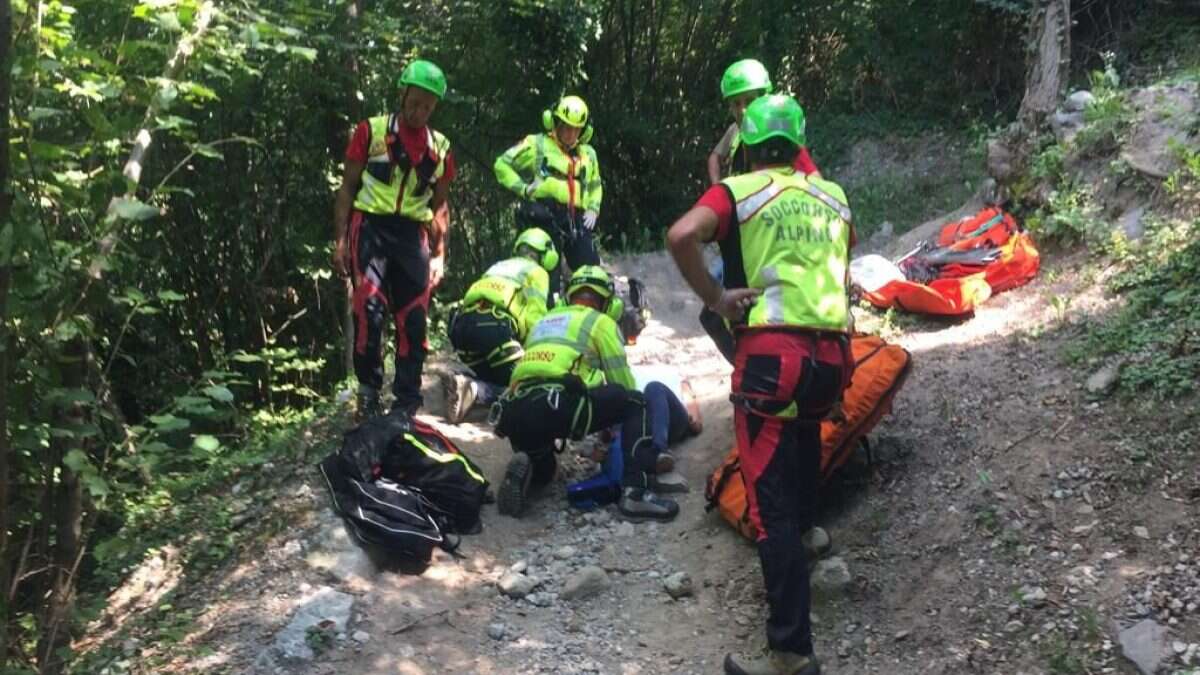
[
  {"left": 723, "top": 168, "right": 852, "bottom": 332},
  {"left": 511, "top": 306, "right": 606, "bottom": 386},
  {"left": 352, "top": 115, "right": 450, "bottom": 222}
]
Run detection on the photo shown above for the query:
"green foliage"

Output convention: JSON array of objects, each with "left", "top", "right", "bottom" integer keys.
[
  {"left": 1070, "top": 219, "right": 1200, "bottom": 399},
  {"left": 1025, "top": 182, "right": 1102, "bottom": 244},
  {"left": 1071, "top": 58, "right": 1133, "bottom": 156}
]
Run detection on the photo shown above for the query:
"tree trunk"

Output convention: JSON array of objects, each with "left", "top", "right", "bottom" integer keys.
[
  {"left": 339, "top": 0, "right": 362, "bottom": 379},
  {"left": 0, "top": 0, "right": 14, "bottom": 660},
  {"left": 988, "top": 0, "right": 1071, "bottom": 189},
  {"left": 35, "top": 342, "right": 86, "bottom": 675}
]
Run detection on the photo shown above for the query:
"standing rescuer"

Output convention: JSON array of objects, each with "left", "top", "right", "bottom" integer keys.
[
  {"left": 702, "top": 58, "right": 823, "bottom": 364},
  {"left": 668, "top": 95, "right": 855, "bottom": 675},
  {"left": 443, "top": 228, "right": 558, "bottom": 424},
  {"left": 494, "top": 95, "right": 603, "bottom": 302},
  {"left": 491, "top": 266, "right": 679, "bottom": 523},
  {"left": 333, "top": 59, "right": 455, "bottom": 422}
]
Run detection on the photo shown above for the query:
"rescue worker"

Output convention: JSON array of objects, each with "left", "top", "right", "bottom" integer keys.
[
  {"left": 702, "top": 59, "right": 823, "bottom": 364},
  {"left": 706, "top": 59, "right": 822, "bottom": 184},
  {"left": 667, "top": 95, "right": 854, "bottom": 675},
  {"left": 491, "top": 266, "right": 678, "bottom": 522},
  {"left": 494, "top": 95, "right": 603, "bottom": 302},
  {"left": 333, "top": 59, "right": 455, "bottom": 421},
  {"left": 442, "top": 228, "right": 558, "bottom": 424}
]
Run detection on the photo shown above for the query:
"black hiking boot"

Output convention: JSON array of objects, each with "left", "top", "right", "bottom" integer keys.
[
  {"left": 724, "top": 649, "right": 820, "bottom": 675},
  {"left": 618, "top": 487, "right": 679, "bottom": 522},
  {"left": 497, "top": 452, "right": 533, "bottom": 517}
]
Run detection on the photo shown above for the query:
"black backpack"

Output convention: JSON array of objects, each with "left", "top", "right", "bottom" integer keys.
[
  {"left": 318, "top": 411, "right": 489, "bottom": 566},
  {"left": 318, "top": 453, "right": 455, "bottom": 565}
]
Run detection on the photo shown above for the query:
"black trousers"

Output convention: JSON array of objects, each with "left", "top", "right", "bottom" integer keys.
[
  {"left": 448, "top": 309, "right": 521, "bottom": 388},
  {"left": 516, "top": 201, "right": 600, "bottom": 304},
  {"left": 495, "top": 382, "right": 658, "bottom": 489},
  {"left": 349, "top": 212, "right": 430, "bottom": 412}
]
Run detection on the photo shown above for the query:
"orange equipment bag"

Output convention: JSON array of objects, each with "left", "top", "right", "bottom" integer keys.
[
  {"left": 704, "top": 334, "right": 912, "bottom": 540},
  {"left": 861, "top": 207, "right": 1040, "bottom": 317}
]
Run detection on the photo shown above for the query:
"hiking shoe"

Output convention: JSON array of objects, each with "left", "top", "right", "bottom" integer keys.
[
  {"left": 497, "top": 452, "right": 533, "bottom": 517},
  {"left": 443, "top": 372, "right": 476, "bottom": 425},
  {"left": 355, "top": 390, "right": 381, "bottom": 424},
  {"left": 724, "top": 649, "right": 820, "bottom": 675},
  {"left": 650, "top": 471, "right": 689, "bottom": 494},
  {"left": 618, "top": 487, "right": 679, "bottom": 522},
  {"left": 655, "top": 450, "right": 676, "bottom": 474}
]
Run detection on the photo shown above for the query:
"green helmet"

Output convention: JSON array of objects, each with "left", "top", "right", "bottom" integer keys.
[
  {"left": 566, "top": 265, "right": 614, "bottom": 304},
  {"left": 740, "top": 94, "right": 806, "bottom": 147},
  {"left": 514, "top": 227, "right": 560, "bottom": 272},
  {"left": 720, "top": 59, "right": 772, "bottom": 99},
  {"left": 551, "top": 95, "right": 589, "bottom": 128},
  {"left": 398, "top": 59, "right": 447, "bottom": 99}
]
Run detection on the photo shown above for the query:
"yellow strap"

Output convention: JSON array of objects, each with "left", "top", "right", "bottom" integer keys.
[{"left": 404, "top": 433, "right": 487, "bottom": 484}]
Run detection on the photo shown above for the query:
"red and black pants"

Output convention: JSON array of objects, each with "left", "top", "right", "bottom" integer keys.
[
  {"left": 349, "top": 211, "right": 431, "bottom": 413},
  {"left": 732, "top": 330, "right": 850, "bottom": 657}
]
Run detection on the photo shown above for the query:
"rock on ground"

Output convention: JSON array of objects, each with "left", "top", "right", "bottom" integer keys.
[
  {"left": 811, "top": 557, "right": 852, "bottom": 595},
  {"left": 261, "top": 586, "right": 354, "bottom": 664},
  {"left": 1118, "top": 618, "right": 1170, "bottom": 675},
  {"left": 561, "top": 565, "right": 610, "bottom": 601}
]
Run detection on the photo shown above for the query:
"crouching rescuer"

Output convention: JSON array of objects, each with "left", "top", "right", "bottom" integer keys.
[
  {"left": 443, "top": 228, "right": 558, "bottom": 424},
  {"left": 667, "top": 95, "right": 854, "bottom": 675},
  {"left": 490, "top": 266, "right": 679, "bottom": 522}
]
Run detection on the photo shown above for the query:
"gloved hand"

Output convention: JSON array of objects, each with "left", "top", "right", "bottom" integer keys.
[
  {"left": 523, "top": 179, "right": 543, "bottom": 199},
  {"left": 582, "top": 210, "right": 598, "bottom": 231}
]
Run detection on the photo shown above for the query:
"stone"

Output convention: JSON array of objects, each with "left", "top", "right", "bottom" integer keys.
[
  {"left": 262, "top": 586, "right": 354, "bottom": 664},
  {"left": 1118, "top": 618, "right": 1170, "bottom": 675},
  {"left": 663, "top": 572, "right": 694, "bottom": 600},
  {"left": 811, "top": 557, "right": 853, "bottom": 595},
  {"left": 1021, "top": 586, "right": 1048, "bottom": 608},
  {"left": 1086, "top": 363, "right": 1121, "bottom": 396},
  {"left": 498, "top": 571, "right": 540, "bottom": 599},
  {"left": 802, "top": 527, "right": 832, "bottom": 559},
  {"left": 1123, "top": 81, "right": 1200, "bottom": 179},
  {"left": 615, "top": 522, "right": 636, "bottom": 537},
  {"left": 1133, "top": 526, "right": 1151, "bottom": 540},
  {"left": 527, "top": 591, "right": 554, "bottom": 607},
  {"left": 561, "top": 565, "right": 610, "bottom": 601},
  {"left": 351, "top": 630, "right": 370, "bottom": 644},
  {"left": 554, "top": 546, "right": 578, "bottom": 560},
  {"left": 987, "top": 138, "right": 1015, "bottom": 182},
  {"left": 1065, "top": 90, "right": 1096, "bottom": 112},
  {"left": 1119, "top": 205, "right": 1148, "bottom": 241},
  {"left": 1005, "top": 620, "right": 1025, "bottom": 633},
  {"left": 1051, "top": 110, "right": 1086, "bottom": 143},
  {"left": 487, "top": 623, "right": 506, "bottom": 641},
  {"left": 282, "top": 540, "right": 302, "bottom": 557}
]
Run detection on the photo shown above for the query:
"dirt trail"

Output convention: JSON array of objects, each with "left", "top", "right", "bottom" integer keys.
[{"left": 116, "top": 241, "right": 1199, "bottom": 675}]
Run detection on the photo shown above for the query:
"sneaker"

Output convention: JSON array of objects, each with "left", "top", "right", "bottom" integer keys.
[
  {"left": 355, "top": 390, "right": 381, "bottom": 424},
  {"left": 724, "top": 649, "right": 820, "bottom": 675},
  {"left": 497, "top": 452, "right": 533, "bottom": 517},
  {"left": 443, "top": 372, "right": 476, "bottom": 424},
  {"left": 650, "top": 471, "right": 690, "bottom": 494},
  {"left": 618, "top": 487, "right": 679, "bottom": 522},
  {"left": 655, "top": 450, "right": 676, "bottom": 474}
]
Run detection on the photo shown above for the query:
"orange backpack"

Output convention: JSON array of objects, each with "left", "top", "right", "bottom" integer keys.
[
  {"left": 704, "top": 334, "right": 912, "bottom": 540},
  {"left": 861, "top": 207, "right": 1040, "bottom": 316}
]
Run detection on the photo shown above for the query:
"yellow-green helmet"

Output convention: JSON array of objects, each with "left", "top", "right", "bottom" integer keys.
[
  {"left": 566, "top": 265, "right": 614, "bottom": 303},
  {"left": 514, "top": 228, "right": 560, "bottom": 272},
  {"left": 398, "top": 59, "right": 447, "bottom": 99},
  {"left": 543, "top": 95, "right": 589, "bottom": 129},
  {"left": 720, "top": 59, "right": 772, "bottom": 99},
  {"left": 740, "top": 94, "right": 806, "bottom": 147}
]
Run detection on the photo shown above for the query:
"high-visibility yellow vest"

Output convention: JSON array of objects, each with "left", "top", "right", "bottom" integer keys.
[
  {"left": 353, "top": 114, "right": 451, "bottom": 223},
  {"left": 721, "top": 167, "right": 852, "bottom": 332},
  {"left": 510, "top": 303, "right": 634, "bottom": 390}
]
